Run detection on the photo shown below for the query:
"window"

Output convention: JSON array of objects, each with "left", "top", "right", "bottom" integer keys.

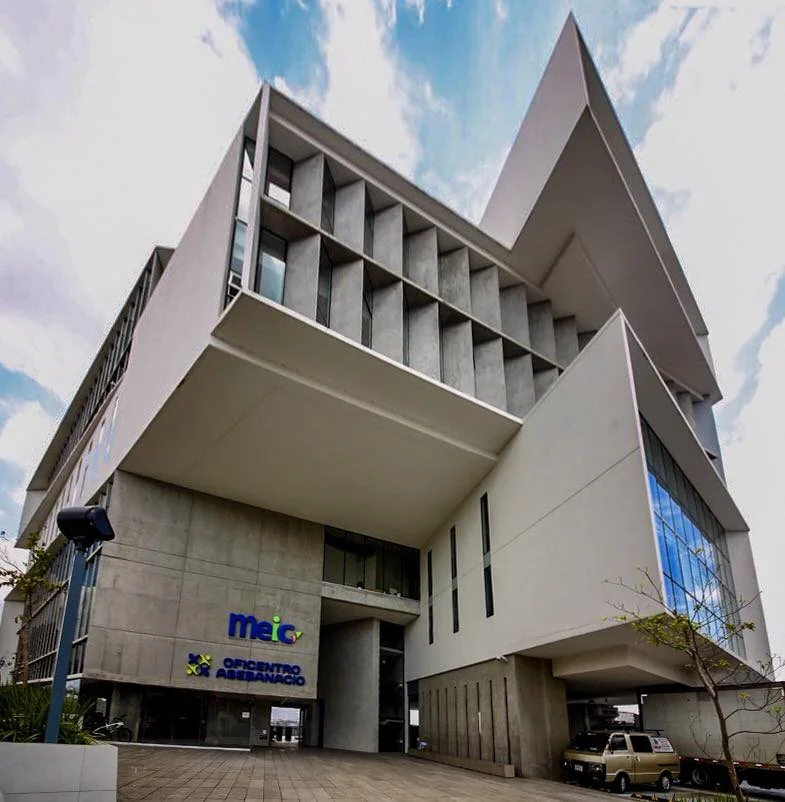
[
  {"left": 450, "top": 527, "right": 459, "bottom": 633},
  {"left": 317, "top": 247, "right": 332, "bottom": 327},
  {"left": 226, "top": 138, "right": 256, "bottom": 304},
  {"left": 609, "top": 735, "right": 628, "bottom": 752},
  {"left": 364, "top": 189, "right": 374, "bottom": 256},
  {"left": 403, "top": 295, "right": 410, "bottom": 365},
  {"left": 642, "top": 418, "right": 745, "bottom": 656},
  {"left": 322, "top": 161, "right": 336, "bottom": 234},
  {"left": 480, "top": 493, "right": 494, "bottom": 617},
  {"left": 427, "top": 550, "right": 434, "bottom": 645},
  {"left": 361, "top": 272, "right": 373, "bottom": 348},
  {"left": 256, "top": 229, "right": 287, "bottom": 304},
  {"left": 265, "top": 148, "right": 292, "bottom": 208},
  {"left": 630, "top": 735, "right": 654, "bottom": 753}
]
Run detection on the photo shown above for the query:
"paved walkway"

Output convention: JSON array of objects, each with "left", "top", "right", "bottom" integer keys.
[{"left": 116, "top": 745, "right": 611, "bottom": 801}]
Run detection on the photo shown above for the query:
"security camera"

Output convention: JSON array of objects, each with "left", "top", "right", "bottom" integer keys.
[{"left": 57, "top": 506, "right": 115, "bottom": 552}]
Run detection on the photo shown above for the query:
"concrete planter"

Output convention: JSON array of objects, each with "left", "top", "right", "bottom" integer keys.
[{"left": 0, "top": 742, "right": 117, "bottom": 801}]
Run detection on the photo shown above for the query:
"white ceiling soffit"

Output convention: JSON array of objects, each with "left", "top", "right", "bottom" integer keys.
[{"left": 481, "top": 16, "right": 718, "bottom": 403}]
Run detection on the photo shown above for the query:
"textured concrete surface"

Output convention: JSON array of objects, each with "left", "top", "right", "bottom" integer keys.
[{"left": 116, "top": 744, "right": 612, "bottom": 801}]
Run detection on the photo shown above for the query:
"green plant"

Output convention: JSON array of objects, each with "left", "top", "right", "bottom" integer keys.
[{"left": 0, "top": 683, "right": 95, "bottom": 744}]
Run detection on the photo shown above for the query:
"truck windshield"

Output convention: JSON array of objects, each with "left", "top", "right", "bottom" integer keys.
[{"left": 568, "top": 733, "right": 609, "bottom": 753}]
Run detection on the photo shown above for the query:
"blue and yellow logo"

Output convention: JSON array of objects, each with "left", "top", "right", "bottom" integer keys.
[{"left": 186, "top": 653, "right": 211, "bottom": 677}]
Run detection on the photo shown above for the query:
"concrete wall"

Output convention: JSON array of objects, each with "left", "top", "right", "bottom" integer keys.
[
  {"left": 290, "top": 153, "right": 324, "bottom": 227},
  {"left": 84, "top": 472, "right": 323, "bottom": 713},
  {"left": 334, "top": 181, "right": 365, "bottom": 252},
  {"left": 97, "top": 132, "right": 242, "bottom": 503},
  {"left": 0, "top": 743, "right": 117, "bottom": 801},
  {"left": 418, "top": 654, "right": 568, "bottom": 778},
  {"left": 439, "top": 249, "right": 471, "bottom": 313},
  {"left": 372, "top": 282, "right": 404, "bottom": 362},
  {"left": 473, "top": 339, "right": 506, "bottom": 410},
  {"left": 441, "top": 321, "right": 475, "bottom": 396},
  {"left": 318, "top": 619, "right": 380, "bottom": 752},
  {"left": 284, "top": 234, "right": 321, "bottom": 319},
  {"left": 470, "top": 267, "right": 501, "bottom": 330},
  {"left": 373, "top": 205, "right": 403, "bottom": 274},
  {"left": 408, "top": 302, "right": 440, "bottom": 380},
  {"left": 406, "top": 315, "right": 659, "bottom": 680},
  {"left": 329, "top": 260, "right": 364, "bottom": 343},
  {"left": 642, "top": 689, "right": 785, "bottom": 763},
  {"left": 406, "top": 228, "right": 438, "bottom": 294},
  {"left": 500, "top": 286, "right": 530, "bottom": 346}
]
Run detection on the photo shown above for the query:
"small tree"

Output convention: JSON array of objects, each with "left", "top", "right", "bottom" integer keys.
[
  {"left": 0, "top": 531, "right": 62, "bottom": 685},
  {"left": 606, "top": 566, "right": 784, "bottom": 802}
]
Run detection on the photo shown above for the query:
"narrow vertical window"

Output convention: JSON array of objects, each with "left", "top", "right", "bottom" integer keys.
[
  {"left": 317, "top": 246, "right": 333, "bottom": 327},
  {"left": 427, "top": 550, "right": 434, "bottom": 645},
  {"left": 480, "top": 493, "right": 494, "bottom": 617},
  {"left": 450, "top": 526, "right": 459, "bottom": 633},
  {"left": 364, "top": 189, "right": 374, "bottom": 256},
  {"left": 361, "top": 271, "right": 373, "bottom": 348},
  {"left": 322, "top": 161, "right": 336, "bottom": 234},
  {"left": 403, "top": 294, "right": 410, "bottom": 366},
  {"left": 256, "top": 229, "right": 287, "bottom": 304},
  {"left": 226, "top": 138, "right": 256, "bottom": 305},
  {"left": 265, "top": 148, "right": 292, "bottom": 208}
]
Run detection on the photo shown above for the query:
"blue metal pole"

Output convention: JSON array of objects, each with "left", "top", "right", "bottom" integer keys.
[{"left": 44, "top": 546, "right": 87, "bottom": 744}]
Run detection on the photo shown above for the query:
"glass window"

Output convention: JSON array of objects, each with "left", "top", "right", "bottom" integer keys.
[
  {"left": 317, "top": 247, "right": 332, "bottom": 327},
  {"left": 265, "top": 148, "right": 292, "bottom": 208},
  {"left": 427, "top": 551, "right": 434, "bottom": 645},
  {"left": 364, "top": 190, "right": 374, "bottom": 256},
  {"left": 630, "top": 735, "right": 653, "bottom": 753},
  {"left": 450, "top": 526, "right": 459, "bottom": 633},
  {"left": 322, "top": 161, "right": 335, "bottom": 234},
  {"left": 642, "top": 418, "right": 745, "bottom": 657},
  {"left": 480, "top": 493, "right": 494, "bottom": 617},
  {"left": 237, "top": 178, "right": 252, "bottom": 224},
  {"left": 362, "top": 273, "right": 373, "bottom": 348},
  {"left": 609, "top": 735, "right": 628, "bottom": 752},
  {"left": 242, "top": 139, "right": 255, "bottom": 181},
  {"left": 257, "top": 229, "right": 287, "bottom": 304},
  {"left": 403, "top": 295, "right": 410, "bottom": 366}
]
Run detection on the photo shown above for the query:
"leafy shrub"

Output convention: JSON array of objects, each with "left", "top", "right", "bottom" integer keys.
[{"left": 0, "top": 683, "right": 95, "bottom": 744}]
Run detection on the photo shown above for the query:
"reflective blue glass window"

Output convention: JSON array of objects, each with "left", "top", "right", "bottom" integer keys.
[{"left": 641, "top": 418, "right": 745, "bottom": 657}]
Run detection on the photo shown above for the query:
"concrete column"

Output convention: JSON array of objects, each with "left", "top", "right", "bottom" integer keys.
[
  {"left": 318, "top": 619, "right": 380, "bottom": 753},
  {"left": 405, "top": 228, "right": 438, "bottom": 293},
  {"left": 528, "top": 301, "right": 557, "bottom": 361},
  {"left": 442, "top": 321, "right": 475, "bottom": 396},
  {"left": 334, "top": 180, "right": 365, "bottom": 252},
  {"left": 534, "top": 367, "right": 559, "bottom": 400},
  {"left": 408, "top": 302, "right": 440, "bottom": 380},
  {"left": 456, "top": 683, "right": 469, "bottom": 758},
  {"left": 504, "top": 355, "right": 535, "bottom": 418},
  {"left": 290, "top": 152, "right": 324, "bottom": 226},
  {"left": 473, "top": 339, "right": 506, "bottom": 410},
  {"left": 283, "top": 234, "right": 320, "bottom": 319},
  {"left": 554, "top": 316, "right": 579, "bottom": 366},
  {"left": 470, "top": 266, "right": 502, "bottom": 330},
  {"left": 577, "top": 331, "right": 596, "bottom": 351},
  {"left": 439, "top": 248, "right": 471, "bottom": 313},
  {"left": 330, "top": 259, "right": 364, "bottom": 342},
  {"left": 693, "top": 399, "right": 725, "bottom": 480},
  {"left": 677, "top": 391, "right": 696, "bottom": 429},
  {"left": 372, "top": 282, "right": 404, "bottom": 362},
  {"left": 373, "top": 204, "right": 404, "bottom": 274},
  {"left": 500, "top": 285, "right": 530, "bottom": 345},
  {"left": 243, "top": 86, "right": 270, "bottom": 291}
]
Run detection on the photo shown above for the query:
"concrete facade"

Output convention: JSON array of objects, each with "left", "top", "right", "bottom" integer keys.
[{"left": 2, "top": 13, "right": 770, "bottom": 779}]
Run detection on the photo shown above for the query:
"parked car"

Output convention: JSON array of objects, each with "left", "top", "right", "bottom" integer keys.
[{"left": 562, "top": 730, "right": 679, "bottom": 794}]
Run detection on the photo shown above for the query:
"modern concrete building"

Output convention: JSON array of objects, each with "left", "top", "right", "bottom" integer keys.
[{"left": 0, "top": 16, "right": 770, "bottom": 777}]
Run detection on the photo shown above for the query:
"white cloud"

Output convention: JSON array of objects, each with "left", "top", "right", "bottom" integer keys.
[
  {"left": 422, "top": 143, "right": 511, "bottom": 223},
  {"left": 605, "top": 3, "right": 688, "bottom": 102},
  {"left": 635, "top": 6, "right": 785, "bottom": 403},
  {"left": 0, "top": 400, "right": 57, "bottom": 479},
  {"left": 0, "top": 25, "right": 22, "bottom": 75},
  {"left": 0, "top": 0, "right": 260, "bottom": 403},
  {"left": 722, "top": 321, "right": 785, "bottom": 660},
  {"left": 276, "top": 0, "right": 432, "bottom": 179},
  {"left": 494, "top": 0, "right": 508, "bottom": 23},
  {"left": 0, "top": 199, "right": 23, "bottom": 241},
  {"left": 404, "top": 0, "right": 426, "bottom": 25}
]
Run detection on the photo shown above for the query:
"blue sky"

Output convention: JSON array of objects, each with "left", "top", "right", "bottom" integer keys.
[{"left": 0, "top": 0, "right": 784, "bottom": 652}]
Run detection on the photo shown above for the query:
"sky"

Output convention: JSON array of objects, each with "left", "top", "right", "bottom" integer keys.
[{"left": 0, "top": 1, "right": 783, "bottom": 659}]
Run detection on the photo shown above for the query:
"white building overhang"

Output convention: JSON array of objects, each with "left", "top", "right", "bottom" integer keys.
[
  {"left": 118, "top": 292, "right": 520, "bottom": 548},
  {"left": 481, "top": 17, "right": 719, "bottom": 403}
]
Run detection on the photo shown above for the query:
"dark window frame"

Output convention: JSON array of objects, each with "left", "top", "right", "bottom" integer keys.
[
  {"left": 450, "top": 526, "right": 459, "bottom": 633},
  {"left": 480, "top": 493, "right": 494, "bottom": 617},
  {"left": 427, "top": 550, "right": 434, "bottom": 645}
]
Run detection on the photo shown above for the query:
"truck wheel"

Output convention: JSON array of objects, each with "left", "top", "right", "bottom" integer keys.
[
  {"left": 613, "top": 773, "right": 630, "bottom": 794},
  {"left": 691, "top": 765, "right": 710, "bottom": 788},
  {"left": 657, "top": 772, "right": 673, "bottom": 792}
]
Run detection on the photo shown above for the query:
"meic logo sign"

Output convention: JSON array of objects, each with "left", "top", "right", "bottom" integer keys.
[
  {"left": 228, "top": 612, "right": 303, "bottom": 644},
  {"left": 186, "top": 653, "right": 211, "bottom": 677}
]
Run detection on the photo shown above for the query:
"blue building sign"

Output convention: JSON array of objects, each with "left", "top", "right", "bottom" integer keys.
[
  {"left": 186, "top": 652, "right": 306, "bottom": 686},
  {"left": 228, "top": 612, "right": 303, "bottom": 644}
]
